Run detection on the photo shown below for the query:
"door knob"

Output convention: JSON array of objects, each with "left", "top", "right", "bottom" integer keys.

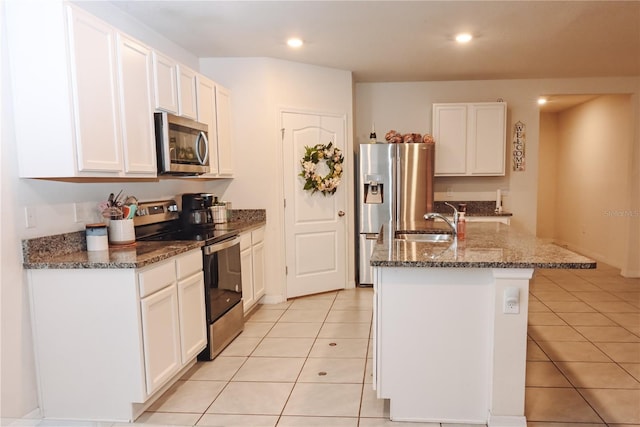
[{"left": 338, "top": 210, "right": 345, "bottom": 217}]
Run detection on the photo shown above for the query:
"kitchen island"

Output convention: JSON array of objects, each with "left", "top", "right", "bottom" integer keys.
[{"left": 370, "top": 222, "right": 595, "bottom": 426}]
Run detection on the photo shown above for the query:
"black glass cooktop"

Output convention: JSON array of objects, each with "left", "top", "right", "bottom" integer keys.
[{"left": 136, "top": 221, "right": 238, "bottom": 246}]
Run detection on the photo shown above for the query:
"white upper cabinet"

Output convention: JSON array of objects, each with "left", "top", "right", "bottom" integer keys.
[
  {"left": 6, "top": 2, "right": 157, "bottom": 178},
  {"left": 196, "top": 75, "right": 235, "bottom": 178},
  {"left": 6, "top": 2, "right": 232, "bottom": 179},
  {"left": 152, "top": 51, "right": 179, "bottom": 114},
  {"left": 433, "top": 102, "right": 507, "bottom": 176},
  {"left": 117, "top": 34, "right": 157, "bottom": 175},
  {"left": 215, "top": 84, "right": 235, "bottom": 177},
  {"left": 177, "top": 65, "right": 198, "bottom": 120},
  {"left": 433, "top": 104, "right": 467, "bottom": 175},
  {"left": 67, "top": 5, "right": 122, "bottom": 173},
  {"left": 196, "top": 75, "right": 220, "bottom": 176}
]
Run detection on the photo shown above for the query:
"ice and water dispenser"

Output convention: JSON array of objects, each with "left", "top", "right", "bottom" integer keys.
[{"left": 363, "top": 175, "right": 384, "bottom": 204}]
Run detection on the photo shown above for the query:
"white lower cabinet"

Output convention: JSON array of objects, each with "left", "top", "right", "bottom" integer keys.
[
  {"left": 140, "top": 284, "right": 181, "bottom": 395},
  {"left": 177, "top": 271, "right": 207, "bottom": 363},
  {"left": 241, "top": 226, "right": 266, "bottom": 313},
  {"left": 26, "top": 249, "right": 206, "bottom": 422}
]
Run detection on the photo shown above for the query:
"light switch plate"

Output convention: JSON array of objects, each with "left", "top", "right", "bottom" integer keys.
[{"left": 24, "top": 206, "right": 36, "bottom": 229}]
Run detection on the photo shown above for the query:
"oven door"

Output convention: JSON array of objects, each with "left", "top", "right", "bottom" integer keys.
[{"left": 202, "top": 236, "right": 242, "bottom": 323}]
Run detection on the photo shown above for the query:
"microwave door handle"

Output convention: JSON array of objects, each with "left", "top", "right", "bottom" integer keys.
[{"left": 196, "top": 131, "right": 209, "bottom": 166}]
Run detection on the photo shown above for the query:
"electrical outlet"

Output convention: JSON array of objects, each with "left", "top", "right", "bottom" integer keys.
[
  {"left": 503, "top": 287, "right": 520, "bottom": 314},
  {"left": 446, "top": 187, "right": 453, "bottom": 197},
  {"left": 24, "top": 206, "right": 37, "bottom": 229}
]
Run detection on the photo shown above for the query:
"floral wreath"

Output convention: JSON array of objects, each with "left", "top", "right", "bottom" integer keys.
[{"left": 299, "top": 142, "right": 344, "bottom": 196}]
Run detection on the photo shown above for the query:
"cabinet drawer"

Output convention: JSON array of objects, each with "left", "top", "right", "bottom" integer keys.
[
  {"left": 252, "top": 227, "right": 265, "bottom": 245},
  {"left": 240, "top": 233, "right": 252, "bottom": 251},
  {"left": 139, "top": 260, "right": 176, "bottom": 298},
  {"left": 176, "top": 250, "right": 203, "bottom": 279}
]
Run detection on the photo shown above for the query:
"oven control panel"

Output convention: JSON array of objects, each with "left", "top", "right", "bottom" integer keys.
[{"left": 134, "top": 200, "right": 179, "bottom": 226}]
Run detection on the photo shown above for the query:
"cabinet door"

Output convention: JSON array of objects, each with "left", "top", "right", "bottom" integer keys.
[
  {"left": 177, "top": 272, "right": 207, "bottom": 364},
  {"left": 140, "top": 284, "right": 181, "bottom": 396},
  {"left": 116, "top": 34, "right": 156, "bottom": 175},
  {"left": 468, "top": 103, "right": 506, "bottom": 176},
  {"left": 433, "top": 104, "right": 467, "bottom": 176},
  {"left": 215, "top": 85, "right": 234, "bottom": 176},
  {"left": 240, "top": 247, "right": 254, "bottom": 313},
  {"left": 252, "top": 240, "right": 266, "bottom": 302},
  {"left": 152, "top": 51, "right": 178, "bottom": 114},
  {"left": 177, "top": 65, "right": 198, "bottom": 120},
  {"left": 196, "top": 75, "right": 220, "bottom": 176},
  {"left": 66, "top": 5, "right": 122, "bottom": 173}
]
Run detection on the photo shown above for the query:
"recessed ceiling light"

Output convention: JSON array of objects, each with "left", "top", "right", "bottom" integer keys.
[
  {"left": 455, "top": 33, "right": 473, "bottom": 43},
  {"left": 538, "top": 98, "right": 548, "bottom": 105},
  {"left": 287, "top": 38, "right": 303, "bottom": 48}
]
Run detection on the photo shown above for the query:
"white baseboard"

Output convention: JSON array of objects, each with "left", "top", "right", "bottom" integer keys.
[
  {"left": 260, "top": 294, "right": 286, "bottom": 305},
  {"left": 621, "top": 268, "right": 640, "bottom": 278},
  {"left": 488, "top": 414, "right": 527, "bottom": 427}
]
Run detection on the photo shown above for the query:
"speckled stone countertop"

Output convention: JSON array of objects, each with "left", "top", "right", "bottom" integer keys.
[
  {"left": 22, "top": 209, "right": 266, "bottom": 270},
  {"left": 216, "top": 209, "right": 266, "bottom": 233},
  {"left": 433, "top": 201, "right": 512, "bottom": 217},
  {"left": 371, "top": 222, "right": 596, "bottom": 269},
  {"left": 23, "top": 240, "right": 205, "bottom": 270}
]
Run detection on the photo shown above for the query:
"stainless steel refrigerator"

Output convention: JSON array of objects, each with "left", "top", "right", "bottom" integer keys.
[{"left": 357, "top": 143, "right": 435, "bottom": 285}]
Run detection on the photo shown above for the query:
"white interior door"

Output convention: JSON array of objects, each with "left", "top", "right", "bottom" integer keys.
[{"left": 282, "top": 111, "right": 347, "bottom": 298}]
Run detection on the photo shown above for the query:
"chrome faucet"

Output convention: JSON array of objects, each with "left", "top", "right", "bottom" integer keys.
[{"left": 424, "top": 202, "right": 459, "bottom": 235}]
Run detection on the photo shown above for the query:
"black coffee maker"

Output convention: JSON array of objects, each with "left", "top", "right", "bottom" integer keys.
[{"left": 181, "top": 193, "right": 214, "bottom": 226}]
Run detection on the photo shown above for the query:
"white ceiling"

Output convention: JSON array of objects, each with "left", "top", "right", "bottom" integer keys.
[{"left": 108, "top": 0, "right": 640, "bottom": 83}]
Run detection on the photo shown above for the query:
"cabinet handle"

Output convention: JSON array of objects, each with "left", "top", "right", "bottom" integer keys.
[{"left": 338, "top": 210, "right": 345, "bottom": 217}]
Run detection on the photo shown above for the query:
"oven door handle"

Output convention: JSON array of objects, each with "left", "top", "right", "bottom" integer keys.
[{"left": 203, "top": 236, "right": 240, "bottom": 255}]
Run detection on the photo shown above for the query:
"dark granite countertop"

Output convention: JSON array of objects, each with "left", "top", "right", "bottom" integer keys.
[
  {"left": 22, "top": 210, "right": 266, "bottom": 270},
  {"left": 23, "top": 240, "right": 205, "bottom": 270},
  {"left": 433, "top": 201, "right": 512, "bottom": 217},
  {"left": 371, "top": 222, "right": 596, "bottom": 269}
]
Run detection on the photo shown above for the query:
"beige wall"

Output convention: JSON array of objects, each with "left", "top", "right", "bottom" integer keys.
[
  {"left": 355, "top": 78, "right": 640, "bottom": 238},
  {"left": 537, "top": 113, "right": 560, "bottom": 239},
  {"left": 199, "top": 57, "right": 355, "bottom": 302},
  {"left": 551, "top": 95, "right": 635, "bottom": 270}
]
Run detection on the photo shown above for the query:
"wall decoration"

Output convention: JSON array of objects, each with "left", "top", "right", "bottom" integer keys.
[
  {"left": 512, "top": 121, "right": 526, "bottom": 171},
  {"left": 299, "top": 142, "right": 344, "bottom": 196}
]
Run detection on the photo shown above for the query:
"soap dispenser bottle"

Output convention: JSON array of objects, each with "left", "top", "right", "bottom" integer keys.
[{"left": 457, "top": 203, "right": 467, "bottom": 240}]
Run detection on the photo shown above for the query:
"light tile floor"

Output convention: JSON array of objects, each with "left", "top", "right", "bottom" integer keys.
[
  {"left": 526, "top": 262, "right": 640, "bottom": 426},
  {"left": 7, "top": 262, "right": 640, "bottom": 427}
]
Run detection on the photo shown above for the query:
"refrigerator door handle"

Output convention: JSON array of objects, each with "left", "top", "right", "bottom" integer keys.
[{"left": 365, "top": 233, "right": 378, "bottom": 240}]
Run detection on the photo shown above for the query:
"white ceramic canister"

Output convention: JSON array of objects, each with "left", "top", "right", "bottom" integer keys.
[
  {"left": 86, "top": 223, "right": 109, "bottom": 251},
  {"left": 212, "top": 204, "right": 226, "bottom": 223},
  {"left": 108, "top": 219, "right": 136, "bottom": 245}
]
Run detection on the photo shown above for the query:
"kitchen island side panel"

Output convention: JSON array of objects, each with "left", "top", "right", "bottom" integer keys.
[
  {"left": 374, "top": 266, "right": 531, "bottom": 426},
  {"left": 376, "top": 267, "right": 493, "bottom": 423}
]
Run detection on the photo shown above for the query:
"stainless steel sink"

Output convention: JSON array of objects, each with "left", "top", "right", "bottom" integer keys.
[{"left": 395, "top": 232, "right": 453, "bottom": 242}]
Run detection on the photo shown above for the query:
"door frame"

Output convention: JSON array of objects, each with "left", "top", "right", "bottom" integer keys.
[{"left": 277, "top": 107, "right": 355, "bottom": 299}]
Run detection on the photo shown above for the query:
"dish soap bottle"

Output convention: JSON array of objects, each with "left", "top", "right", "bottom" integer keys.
[
  {"left": 369, "top": 123, "right": 377, "bottom": 144},
  {"left": 457, "top": 203, "right": 467, "bottom": 240}
]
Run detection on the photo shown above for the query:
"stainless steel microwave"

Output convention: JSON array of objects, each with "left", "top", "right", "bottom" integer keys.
[{"left": 154, "top": 112, "right": 210, "bottom": 175}]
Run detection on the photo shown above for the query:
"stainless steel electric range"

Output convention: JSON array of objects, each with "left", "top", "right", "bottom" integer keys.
[{"left": 134, "top": 199, "right": 244, "bottom": 360}]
